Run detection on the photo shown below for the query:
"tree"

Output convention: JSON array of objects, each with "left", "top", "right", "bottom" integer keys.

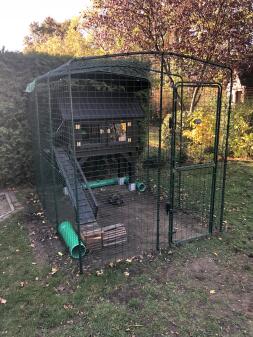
[
  {"left": 82, "top": 0, "right": 253, "bottom": 110},
  {"left": 24, "top": 17, "right": 71, "bottom": 50},
  {"left": 24, "top": 17, "right": 97, "bottom": 57},
  {"left": 82, "top": 0, "right": 252, "bottom": 61}
]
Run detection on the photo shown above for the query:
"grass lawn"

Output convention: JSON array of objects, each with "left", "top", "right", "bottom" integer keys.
[{"left": 0, "top": 161, "right": 252, "bottom": 337}]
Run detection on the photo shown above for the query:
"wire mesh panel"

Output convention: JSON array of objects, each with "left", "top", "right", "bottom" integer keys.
[
  {"left": 68, "top": 55, "right": 165, "bottom": 267},
  {"left": 27, "top": 52, "right": 232, "bottom": 271},
  {"left": 169, "top": 83, "right": 223, "bottom": 242}
]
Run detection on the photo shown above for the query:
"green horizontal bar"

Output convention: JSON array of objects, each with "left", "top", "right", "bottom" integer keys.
[
  {"left": 174, "top": 233, "right": 210, "bottom": 245},
  {"left": 174, "top": 162, "right": 214, "bottom": 172}
]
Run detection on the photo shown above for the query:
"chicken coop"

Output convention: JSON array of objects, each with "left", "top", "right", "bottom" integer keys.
[{"left": 26, "top": 51, "right": 232, "bottom": 272}]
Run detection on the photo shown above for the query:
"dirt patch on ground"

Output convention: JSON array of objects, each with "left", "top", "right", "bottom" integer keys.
[
  {"left": 159, "top": 253, "right": 253, "bottom": 330},
  {"left": 22, "top": 191, "right": 78, "bottom": 273},
  {"left": 224, "top": 292, "right": 253, "bottom": 318},
  {"left": 186, "top": 256, "right": 253, "bottom": 321},
  {"left": 187, "top": 256, "right": 219, "bottom": 273},
  {"left": 108, "top": 285, "right": 145, "bottom": 307},
  {"left": 21, "top": 188, "right": 166, "bottom": 275},
  {"left": 185, "top": 256, "right": 221, "bottom": 281}
]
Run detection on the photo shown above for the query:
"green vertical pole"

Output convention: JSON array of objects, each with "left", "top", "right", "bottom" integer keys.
[
  {"left": 209, "top": 85, "right": 222, "bottom": 234},
  {"left": 146, "top": 90, "right": 151, "bottom": 189},
  {"left": 68, "top": 62, "right": 83, "bottom": 274},
  {"left": 156, "top": 53, "right": 164, "bottom": 251},
  {"left": 219, "top": 69, "right": 233, "bottom": 231},
  {"left": 168, "top": 85, "right": 177, "bottom": 245},
  {"left": 34, "top": 84, "right": 46, "bottom": 206},
  {"left": 47, "top": 75, "right": 59, "bottom": 226},
  {"left": 178, "top": 84, "right": 184, "bottom": 208}
]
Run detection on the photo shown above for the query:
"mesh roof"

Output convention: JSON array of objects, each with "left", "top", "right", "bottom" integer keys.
[{"left": 26, "top": 58, "right": 150, "bottom": 93}]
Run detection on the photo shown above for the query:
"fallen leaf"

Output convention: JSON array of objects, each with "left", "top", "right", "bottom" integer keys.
[
  {"left": 128, "top": 324, "right": 143, "bottom": 327},
  {"left": 124, "top": 271, "right": 130, "bottom": 277},
  {"left": 20, "top": 281, "right": 28, "bottom": 288},
  {"left": 210, "top": 289, "right": 216, "bottom": 294},
  {"left": 96, "top": 270, "right": 104, "bottom": 276},
  {"left": 108, "top": 262, "right": 114, "bottom": 268},
  {"left": 0, "top": 298, "right": 7, "bottom": 304},
  {"left": 51, "top": 267, "right": 58, "bottom": 275}
]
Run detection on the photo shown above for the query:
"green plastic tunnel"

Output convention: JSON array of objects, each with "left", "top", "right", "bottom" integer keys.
[
  {"left": 58, "top": 221, "right": 86, "bottom": 259},
  {"left": 82, "top": 176, "right": 146, "bottom": 192},
  {"left": 84, "top": 178, "right": 118, "bottom": 189}
]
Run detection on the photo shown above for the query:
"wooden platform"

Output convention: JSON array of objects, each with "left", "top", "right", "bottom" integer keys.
[{"left": 81, "top": 223, "right": 127, "bottom": 252}]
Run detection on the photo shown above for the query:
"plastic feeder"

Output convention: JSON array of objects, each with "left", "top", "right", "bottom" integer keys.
[{"left": 58, "top": 221, "right": 86, "bottom": 259}]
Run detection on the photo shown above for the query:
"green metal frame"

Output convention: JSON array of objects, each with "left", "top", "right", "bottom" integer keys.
[
  {"left": 27, "top": 51, "right": 232, "bottom": 273},
  {"left": 169, "top": 81, "right": 226, "bottom": 243}
]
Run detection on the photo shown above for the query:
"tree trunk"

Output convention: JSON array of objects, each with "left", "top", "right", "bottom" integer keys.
[{"left": 189, "top": 86, "right": 203, "bottom": 113}]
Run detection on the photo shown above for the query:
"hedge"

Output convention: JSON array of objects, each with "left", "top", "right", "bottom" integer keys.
[{"left": 0, "top": 51, "right": 68, "bottom": 186}]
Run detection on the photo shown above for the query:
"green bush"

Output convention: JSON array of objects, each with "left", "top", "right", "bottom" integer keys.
[
  {"left": 0, "top": 50, "right": 68, "bottom": 186},
  {"left": 162, "top": 103, "right": 253, "bottom": 162},
  {"left": 230, "top": 102, "right": 253, "bottom": 158},
  {"left": 161, "top": 113, "right": 171, "bottom": 150},
  {"left": 162, "top": 110, "right": 215, "bottom": 162}
]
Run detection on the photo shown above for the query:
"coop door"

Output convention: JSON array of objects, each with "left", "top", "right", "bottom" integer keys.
[{"left": 169, "top": 83, "right": 222, "bottom": 243}]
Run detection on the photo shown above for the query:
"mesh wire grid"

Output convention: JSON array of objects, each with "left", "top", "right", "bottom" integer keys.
[{"left": 27, "top": 52, "right": 232, "bottom": 272}]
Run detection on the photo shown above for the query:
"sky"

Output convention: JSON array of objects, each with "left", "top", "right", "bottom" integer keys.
[{"left": 0, "top": 0, "right": 91, "bottom": 51}]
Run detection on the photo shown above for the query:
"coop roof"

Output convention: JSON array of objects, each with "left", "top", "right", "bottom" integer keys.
[
  {"left": 26, "top": 58, "right": 150, "bottom": 93},
  {"left": 58, "top": 92, "right": 145, "bottom": 120}
]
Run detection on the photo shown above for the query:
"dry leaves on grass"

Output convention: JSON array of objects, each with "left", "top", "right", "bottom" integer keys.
[
  {"left": 51, "top": 267, "right": 58, "bottom": 275},
  {"left": 20, "top": 281, "right": 28, "bottom": 288}
]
